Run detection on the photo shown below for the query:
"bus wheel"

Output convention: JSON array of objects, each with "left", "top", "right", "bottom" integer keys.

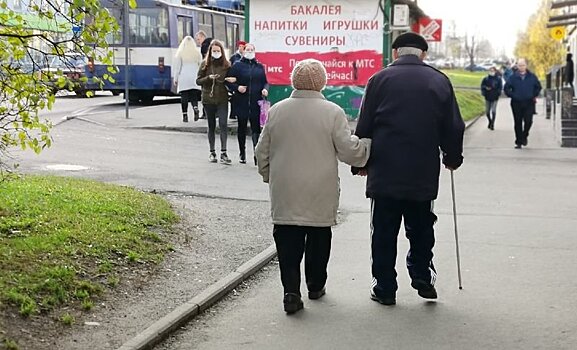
[
  {"left": 139, "top": 95, "right": 154, "bottom": 104},
  {"left": 127, "top": 93, "right": 140, "bottom": 104},
  {"left": 112, "top": 91, "right": 121, "bottom": 96}
]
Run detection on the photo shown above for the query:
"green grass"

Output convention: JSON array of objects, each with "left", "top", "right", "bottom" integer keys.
[
  {"left": 443, "top": 69, "right": 486, "bottom": 88},
  {"left": 455, "top": 90, "right": 485, "bottom": 121},
  {"left": 0, "top": 175, "right": 178, "bottom": 317}
]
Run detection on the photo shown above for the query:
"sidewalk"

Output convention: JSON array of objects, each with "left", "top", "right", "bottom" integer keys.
[
  {"left": 155, "top": 98, "right": 577, "bottom": 349},
  {"left": 60, "top": 99, "right": 359, "bottom": 134}
]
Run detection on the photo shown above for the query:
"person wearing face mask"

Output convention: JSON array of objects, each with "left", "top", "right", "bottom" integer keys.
[
  {"left": 196, "top": 40, "right": 232, "bottom": 164},
  {"left": 226, "top": 43, "right": 269, "bottom": 164},
  {"left": 481, "top": 66, "right": 503, "bottom": 130}
]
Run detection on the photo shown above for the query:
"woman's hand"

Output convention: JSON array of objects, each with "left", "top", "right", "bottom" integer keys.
[
  {"left": 238, "top": 86, "right": 247, "bottom": 93},
  {"left": 262, "top": 89, "right": 268, "bottom": 97}
]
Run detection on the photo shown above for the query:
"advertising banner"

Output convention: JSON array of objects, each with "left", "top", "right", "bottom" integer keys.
[{"left": 249, "top": 1, "right": 384, "bottom": 86}]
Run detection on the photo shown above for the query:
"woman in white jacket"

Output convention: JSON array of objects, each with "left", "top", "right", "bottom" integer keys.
[
  {"left": 173, "top": 36, "right": 202, "bottom": 122},
  {"left": 255, "top": 59, "right": 372, "bottom": 314}
]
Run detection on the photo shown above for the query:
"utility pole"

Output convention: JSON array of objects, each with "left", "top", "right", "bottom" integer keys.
[{"left": 124, "top": 0, "right": 130, "bottom": 119}]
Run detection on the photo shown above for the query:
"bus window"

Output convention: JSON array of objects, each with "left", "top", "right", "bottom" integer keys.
[
  {"left": 198, "top": 12, "right": 213, "bottom": 38},
  {"left": 226, "top": 22, "right": 239, "bottom": 50},
  {"left": 213, "top": 14, "right": 226, "bottom": 44},
  {"left": 177, "top": 16, "right": 194, "bottom": 43},
  {"left": 129, "top": 8, "right": 169, "bottom": 46}
]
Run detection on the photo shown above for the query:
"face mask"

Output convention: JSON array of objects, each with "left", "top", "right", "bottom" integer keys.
[
  {"left": 211, "top": 52, "right": 222, "bottom": 59},
  {"left": 244, "top": 52, "right": 255, "bottom": 60},
  {"left": 489, "top": 72, "right": 495, "bottom": 76}
]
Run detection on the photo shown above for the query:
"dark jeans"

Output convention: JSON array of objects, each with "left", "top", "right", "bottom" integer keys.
[
  {"left": 273, "top": 225, "right": 332, "bottom": 296},
  {"left": 511, "top": 99, "right": 534, "bottom": 146},
  {"left": 485, "top": 99, "right": 498, "bottom": 127},
  {"left": 237, "top": 112, "right": 261, "bottom": 156},
  {"left": 205, "top": 103, "right": 228, "bottom": 152},
  {"left": 180, "top": 89, "right": 200, "bottom": 114},
  {"left": 370, "top": 198, "right": 437, "bottom": 297}
]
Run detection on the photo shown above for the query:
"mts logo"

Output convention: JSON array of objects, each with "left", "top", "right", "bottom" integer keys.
[{"left": 267, "top": 66, "right": 283, "bottom": 73}]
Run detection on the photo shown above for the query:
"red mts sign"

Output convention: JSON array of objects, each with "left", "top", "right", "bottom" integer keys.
[{"left": 412, "top": 18, "right": 443, "bottom": 42}]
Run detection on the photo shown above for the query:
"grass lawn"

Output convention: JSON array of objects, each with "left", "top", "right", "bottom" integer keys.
[
  {"left": 444, "top": 69, "right": 487, "bottom": 88},
  {"left": 455, "top": 90, "right": 485, "bottom": 121},
  {"left": 0, "top": 175, "right": 178, "bottom": 321}
]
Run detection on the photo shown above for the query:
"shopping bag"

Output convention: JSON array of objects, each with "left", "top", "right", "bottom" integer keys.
[{"left": 258, "top": 99, "right": 271, "bottom": 127}]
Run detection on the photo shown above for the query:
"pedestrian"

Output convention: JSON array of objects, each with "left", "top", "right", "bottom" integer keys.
[
  {"left": 353, "top": 32, "right": 465, "bottom": 306},
  {"left": 230, "top": 40, "right": 246, "bottom": 66},
  {"left": 255, "top": 59, "right": 372, "bottom": 314},
  {"left": 173, "top": 36, "right": 202, "bottom": 122},
  {"left": 196, "top": 40, "right": 232, "bottom": 164},
  {"left": 481, "top": 66, "right": 503, "bottom": 130},
  {"left": 195, "top": 30, "right": 213, "bottom": 120},
  {"left": 194, "top": 30, "right": 213, "bottom": 59},
  {"left": 228, "top": 40, "right": 246, "bottom": 121},
  {"left": 504, "top": 58, "right": 542, "bottom": 149},
  {"left": 227, "top": 43, "right": 268, "bottom": 164},
  {"left": 566, "top": 53, "right": 574, "bottom": 92}
]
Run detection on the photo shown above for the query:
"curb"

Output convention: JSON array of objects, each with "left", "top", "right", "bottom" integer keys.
[{"left": 116, "top": 244, "right": 277, "bottom": 350}]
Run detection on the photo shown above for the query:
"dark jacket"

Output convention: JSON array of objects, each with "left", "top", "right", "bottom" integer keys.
[
  {"left": 566, "top": 57, "right": 574, "bottom": 85},
  {"left": 504, "top": 70, "right": 542, "bottom": 102},
  {"left": 227, "top": 57, "right": 269, "bottom": 119},
  {"left": 196, "top": 63, "right": 230, "bottom": 105},
  {"left": 481, "top": 74, "right": 503, "bottom": 101},
  {"left": 200, "top": 37, "right": 213, "bottom": 58},
  {"left": 230, "top": 52, "right": 242, "bottom": 66},
  {"left": 354, "top": 55, "right": 465, "bottom": 201}
]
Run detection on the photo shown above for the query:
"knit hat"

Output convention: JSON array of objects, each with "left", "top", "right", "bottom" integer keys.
[
  {"left": 291, "top": 59, "right": 327, "bottom": 91},
  {"left": 392, "top": 32, "right": 428, "bottom": 51}
]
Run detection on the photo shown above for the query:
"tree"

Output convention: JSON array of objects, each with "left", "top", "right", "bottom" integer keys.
[
  {"left": 514, "top": 0, "right": 564, "bottom": 78},
  {"left": 464, "top": 34, "right": 477, "bottom": 70},
  {"left": 0, "top": 0, "right": 128, "bottom": 176}
]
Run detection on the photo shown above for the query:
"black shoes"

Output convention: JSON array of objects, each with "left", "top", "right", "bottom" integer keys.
[
  {"left": 411, "top": 279, "right": 438, "bottom": 300},
  {"left": 308, "top": 288, "right": 326, "bottom": 300},
  {"left": 522, "top": 139, "right": 528, "bottom": 146},
  {"left": 283, "top": 293, "right": 303, "bottom": 314},
  {"left": 182, "top": 113, "right": 188, "bottom": 123},
  {"left": 239, "top": 152, "right": 246, "bottom": 164},
  {"left": 515, "top": 144, "right": 522, "bottom": 149},
  {"left": 370, "top": 290, "right": 396, "bottom": 305}
]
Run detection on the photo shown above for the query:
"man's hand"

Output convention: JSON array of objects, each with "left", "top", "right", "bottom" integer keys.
[
  {"left": 238, "top": 86, "right": 247, "bottom": 93},
  {"left": 262, "top": 89, "right": 268, "bottom": 97},
  {"left": 445, "top": 165, "right": 458, "bottom": 171},
  {"left": 357, "top": 169, "right": 368, "bottom": 176}
]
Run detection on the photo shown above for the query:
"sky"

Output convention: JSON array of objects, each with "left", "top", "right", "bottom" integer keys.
[{"left": 418, "top": 0, "right": 543, "bottom": 56}]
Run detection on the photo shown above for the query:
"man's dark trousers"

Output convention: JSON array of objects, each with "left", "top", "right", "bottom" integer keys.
[
  {"left": 511, "top": 99, "right": 534, "bottom": 146},
  {"left": 273, "top": 225, "right": 332, "bottom": 295},
  {"left": 371, "top": 198, "right": 437, "bottom": 298}
]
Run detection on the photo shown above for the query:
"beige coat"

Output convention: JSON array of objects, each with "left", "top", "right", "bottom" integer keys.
[{"left": 255, "top": 90, "right": 371, "bottom": 227}]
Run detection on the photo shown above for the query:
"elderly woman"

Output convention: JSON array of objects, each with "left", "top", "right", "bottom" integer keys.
[{"left": 255, "top": 59, "right": 371, "bottom": 314}]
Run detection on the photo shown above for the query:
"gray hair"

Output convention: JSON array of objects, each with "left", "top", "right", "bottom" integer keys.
[{"left": 397, "top": 47, "right": 424, "bottom": 57}]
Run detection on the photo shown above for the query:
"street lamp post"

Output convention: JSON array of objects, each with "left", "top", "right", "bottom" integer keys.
[{"left": 124, "top": 0, "right": 130, "bottom": 119}]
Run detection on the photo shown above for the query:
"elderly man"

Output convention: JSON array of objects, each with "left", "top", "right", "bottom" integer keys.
[
  {"left": 504, "top": 58, "right": 542, "bottom": 148},
  {"left": 194, "top": 30, "right": 213, "bottom": 59},
  {"left": 353, "top": 32, "right": 465, "bottom": 306}
]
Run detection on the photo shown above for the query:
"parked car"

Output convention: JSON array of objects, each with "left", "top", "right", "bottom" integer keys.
[
  {"left": 464, "top": 64, "right": 488, "bottom": 72},
  {"left": 40, "top": 54, "right": 88, "bottom": 97}
]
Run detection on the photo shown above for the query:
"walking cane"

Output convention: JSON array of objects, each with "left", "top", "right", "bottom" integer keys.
[{"left": 450, "top": 170, "right": 463, "bottom": 290}]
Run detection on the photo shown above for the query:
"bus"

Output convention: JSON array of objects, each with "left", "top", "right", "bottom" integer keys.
[{"left": 86, "top": 0, "right": 244, "bottom": 103}]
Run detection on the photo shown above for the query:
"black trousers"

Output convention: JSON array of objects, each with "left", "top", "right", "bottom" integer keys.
[
  {"left": 180, "top": 89, "right": 200, "bottom": 114},
  {"left": 371, "top": 198, "right": 437, "bottom": 297},
  {"left": 273, "top": 225, "right": 332, "bottom": 296},
  {"left": 511, "top": 100, "right": 534, "bottom": 146},
  {"left": 237, "top": 115, "right": 261, "bottom": 155}
]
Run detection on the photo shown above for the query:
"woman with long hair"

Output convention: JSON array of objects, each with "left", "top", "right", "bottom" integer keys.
[
  {"left": 196, "top": 40, "right": 232, "bottom": 164},
  {"left": 174, "top": 36, "right": 202, "bottom": 122}
]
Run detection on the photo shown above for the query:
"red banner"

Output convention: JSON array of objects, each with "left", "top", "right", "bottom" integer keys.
[{"left": 257, "top": 50, "right": 382, "bottom": 86}]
